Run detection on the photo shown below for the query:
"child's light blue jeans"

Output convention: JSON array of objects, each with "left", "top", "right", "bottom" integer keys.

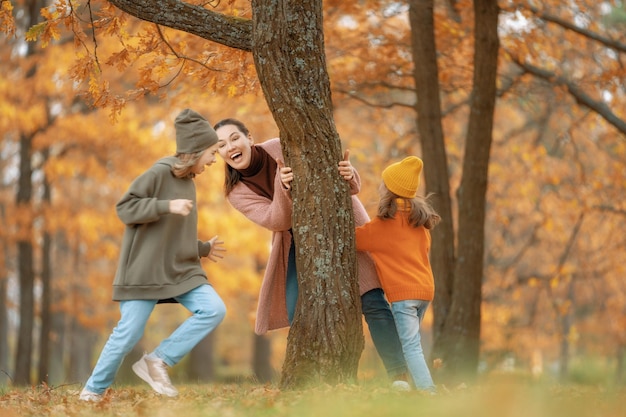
[
  {"left": 84, "top": 283, "right": 226, "bottom": 394},
  {"left": 391, "top": 299, "right": 436, "bottom": 391}
]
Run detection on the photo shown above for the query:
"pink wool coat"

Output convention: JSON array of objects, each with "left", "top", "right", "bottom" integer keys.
[{"left": 227, "top": 138, "right": 382, "bottom": 334}]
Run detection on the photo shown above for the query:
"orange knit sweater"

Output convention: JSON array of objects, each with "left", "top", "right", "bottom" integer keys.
[{"left": 355, "top": 210, "right": 435, "bottom": 303}]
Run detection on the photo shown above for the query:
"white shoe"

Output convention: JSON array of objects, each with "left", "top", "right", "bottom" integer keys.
[
  {"left": 132, "top": 354, "right": 179, "bottom": 397},
  {"left": 391, "top": 380, "right": 411, "bottom": 391},
  {"left": 79, "top": 387, "right": 103, "bottom": 402}
]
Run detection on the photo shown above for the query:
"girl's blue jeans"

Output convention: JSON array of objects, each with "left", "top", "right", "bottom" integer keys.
[
  {"left": 362, "top": 288, "right": 408, "bottom": 378},
  {"left": 286, "top": 241, "right": 407, "bottom": 378},
  {"left": 84, "top": 283, "right": 226, "bottom": 394},
  {"left": 391, "top": 299, "right": 436, "bottom": 391}
]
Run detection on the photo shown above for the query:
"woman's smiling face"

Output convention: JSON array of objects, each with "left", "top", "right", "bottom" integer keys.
[{"left": 216, "top": 124, "right": 254, "bottom": 170}]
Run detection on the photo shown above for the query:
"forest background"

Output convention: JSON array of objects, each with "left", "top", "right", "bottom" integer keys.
[{"left": 1, "top": 0, "right": 625, "bottom": 390}]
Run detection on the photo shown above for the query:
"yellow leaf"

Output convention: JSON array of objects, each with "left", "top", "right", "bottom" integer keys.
[{"left": 25, "top": 22, "right": 46, "bottom": 42}]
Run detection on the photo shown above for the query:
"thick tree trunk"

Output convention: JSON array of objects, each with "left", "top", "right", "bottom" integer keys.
[
  {"left": 407, "top": 0, "right": 456, "bottom": 352},
  {"left": 251, "top": 0, "right": 363, "bottom": 388},
  {"left": 434, "top": 0, "right": 500, "bottom": 380}
]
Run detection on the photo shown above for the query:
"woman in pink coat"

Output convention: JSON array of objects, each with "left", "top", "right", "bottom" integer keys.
[{"left": 214, "top": 118, "right": 409, "bottom": 389}]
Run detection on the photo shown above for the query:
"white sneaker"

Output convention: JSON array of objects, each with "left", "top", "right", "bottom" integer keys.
[
  {"left": 391, "top": 380, "right": 411, "bottom": 391},
  {"left": 79, "top": 387, "right": 103, "bottom": 402},
  {"left": 132, "top": 354, "right": 179, "bottom": 397}
]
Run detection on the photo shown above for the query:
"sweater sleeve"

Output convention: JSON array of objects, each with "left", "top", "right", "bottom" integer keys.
[
  {"left": 355, "top": 222, "right": 376, "bottom": 252},
  {"left": 228, "top": 138, "right": 293, "bottom": 232},
  {"left": 228, "top": 173, "right": 293, "bottom": 232},
  {"left": 116, "top": 169, "right": 171, "bottom": 226}
]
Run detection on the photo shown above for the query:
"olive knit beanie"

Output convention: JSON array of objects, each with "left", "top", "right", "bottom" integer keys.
[
  {"left": 174, "top": 109, "right": 218, "bottom": 154},
  {"left": 381, "top": 156, "right": 423, "bottom": 198}
]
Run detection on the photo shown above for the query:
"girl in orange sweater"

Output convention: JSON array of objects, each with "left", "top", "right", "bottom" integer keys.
[{"left": 355, "top": 156, "right": 440, "bottom": 393}]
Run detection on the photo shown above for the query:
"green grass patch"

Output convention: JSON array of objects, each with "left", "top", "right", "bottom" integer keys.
[
  {"left": 1, "top": 378, "right": 624, "bottom": 417},
  {"left": 566, "top": 356, "right": 617, "bottom": 386}
]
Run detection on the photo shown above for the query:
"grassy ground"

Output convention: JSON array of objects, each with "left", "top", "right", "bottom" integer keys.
[{"left": 1, "top": 376, "right": 624, "bottom": 417}]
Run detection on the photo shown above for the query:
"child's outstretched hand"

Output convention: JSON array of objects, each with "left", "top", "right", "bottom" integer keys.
[
  {"left": 338, "top": 150, "right": 355, "bottom": 181},
  {"left": 277, "top": 159, "right": 293, "bottom": 190},
  {"left": 206, "top": 235, "right": 226, "bottom": 262},
  {"left": 170, "top": 199, "right": 193, "bottom": 216}
]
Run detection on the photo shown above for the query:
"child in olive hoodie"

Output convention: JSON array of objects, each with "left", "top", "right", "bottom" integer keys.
[{"left": 80, "top": 109, "right": 226, "bottom": 402}]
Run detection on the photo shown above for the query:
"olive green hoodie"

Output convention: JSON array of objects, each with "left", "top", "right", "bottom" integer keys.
[{"left": 112, "top": 156, "right": 212, "bottom": 301}]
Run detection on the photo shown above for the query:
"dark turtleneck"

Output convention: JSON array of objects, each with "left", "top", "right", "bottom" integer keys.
[{"left": 238, "top": 145, "right": 278, "bottom": 200}]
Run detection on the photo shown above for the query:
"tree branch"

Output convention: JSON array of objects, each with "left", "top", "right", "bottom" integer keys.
[
  {"left": 85, "top": 0, "right": 102, "bottom": 71},
  {"left": 524, "top": 5, "right": 626, "bottom": 54},
  {"left": 108, "top": 0, "right": 253, "bottom": 51},
  {"left": 543, "top": 211, "right": 585, "bottom": 320},
  {"left": 592, "top": 205, "right": 626, "bottom": 216},
  {"left": 508, "top": 52, "right": 626, "bottom": 136},
  {"left": 333, "top": 88, "right": 414, "bottom": 109}
]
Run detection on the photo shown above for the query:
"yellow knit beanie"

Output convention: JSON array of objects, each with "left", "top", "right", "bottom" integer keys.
[{"left": 381, "top": 156, "right": 423, "bottom": 198}]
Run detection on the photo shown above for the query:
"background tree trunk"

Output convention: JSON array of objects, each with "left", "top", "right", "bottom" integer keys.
[
  {"left": 431, "top": 0, "right": 500, "bottom": 380},
  {"left": 38, "top": 230, "right": 52, "bottom": 384},
  {"left": 48, "top": 311, "right": 67, "bottom": 385},
  {"left": 38, "top": 165, "right": 52, "bottom": 384},
  {"left": 253, "top": 334, "right": 274, "bottom": 383},
  {"left": 188, "top": 331, "right": 216, "bottom": 382},
  {"left": 0, "top": 220, "right": 8, "bottom": 385},
  {"left": 251, "top": 0, "right": 363, "bottom": 388},
  {"left": 558, "top": 278, "right": 575, "bottom": 381},
  {"left": 67, "top": 318, "right": 97, "bottom": 383},
  {"left": 15, "top": 133, "right": 35, "bottom": 386},
  {"left": 48, "top": 231, "right": 70, "bottom": 385},
  {"left": 13, "top": 0, "right": 47, "bottom": 386}
]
